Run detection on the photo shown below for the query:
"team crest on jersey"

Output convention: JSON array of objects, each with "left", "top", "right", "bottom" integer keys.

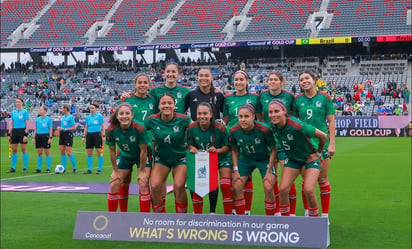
[
  {"left": 300, "top": 103, "right": 305, "bottom": 106},
  {"left": 177, "top": 92, "right": 182, "bottom": 98},
  {"left": 130, "top": 136, "right": 136, "bottom": 142},
  {"left": 195, "top": 137, "right": 200, "bottom": 141},
  {"left": 94, "top": 120, "right": 98, "bottom": 124},
  {"left": 246, "top": 99, "right": 251, "bottom": 104},
  {"left": 254, "top": 138, "right": 261, "bottom": 144},
  {"left": 287, "top": 134, "right": 294, "bottom": 141},
  {"left": 239, "top": 139, "right": 243, "bottom": 143},
  {"left": 149, "top": 103, "right": 153, "bottom": 109},
  {"left": 115, "top": 137, "right": 120, "bottom": 141},
  {"left": 19, "top": 115, "right": 23, "bottom": 119},
  {"left": 173, "top": 126, "right": 180, "bottom": 132},
  {"left": 316, "top": 101, "right": 322, "bottom": 107},
  {"left": 265, "top": 99, "right": 269, "bottom": 103},
  {"left": 231, "top": 101, "right": 235, "bottom": 104}
]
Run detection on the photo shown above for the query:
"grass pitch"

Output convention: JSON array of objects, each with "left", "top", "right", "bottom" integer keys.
[{"left": 0, "top": 137, "right": 411, "bottom": 249}]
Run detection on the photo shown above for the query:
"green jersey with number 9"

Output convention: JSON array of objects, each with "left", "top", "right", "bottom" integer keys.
[{"left": 292, "top": 92, "right": 335, "bottom": 134}]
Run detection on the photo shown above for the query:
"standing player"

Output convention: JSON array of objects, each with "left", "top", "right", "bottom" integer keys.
[
  {"left": 119, "top": 73, "right": 156, "bottom": 212},
  {"left": 82, "top": 103, "right": 105, "bottom": 174},
  {"left": 229, "top": 104, "right": 277, "bottom": 216},
  {"left": 106, "top": 103, "right": 149, "bottom": 212},
  {"left": 223, "top": 70, "right": 262, "bottom": 215},
  {"left": 149, "top": 62, "right": 190, "bottom": 114},
  {"left": 293, "top": 71, "right": 336, "bottom": 218},
  {"left": 187, "top": 102, "right": 232, "bottom": 214},
  {"left": 7, "top": 98, "right": 30, "bottom": 173},
  {"left": 258, "top": 71, "right": 295, "bottom": 216},
  {"left": 32, "top": 106, "right": 53, "bottom": 173},
  {"left": 146, "top": 93, "right": 191, "bottom": 213},
  {"left": 268, "top": 100, "right": 327, "bottom": 217},
  {"left": 185, "top": 68, "right": 226, "bottom": 214},
  {"left": 57, "top": 104, "right": 78, "bottom": 173}
]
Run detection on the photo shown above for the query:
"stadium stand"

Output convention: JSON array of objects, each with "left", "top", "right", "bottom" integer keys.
[
  {"left": 318, "top": 0, "right": 412, "bottom": 37},
  {"left": 231, "top": 0, "right": 321, "bottom": 41}
]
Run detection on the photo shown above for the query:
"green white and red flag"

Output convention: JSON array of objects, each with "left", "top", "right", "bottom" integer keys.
[{"left": 186, "top": 151, "right": 219, "bottom": 197}]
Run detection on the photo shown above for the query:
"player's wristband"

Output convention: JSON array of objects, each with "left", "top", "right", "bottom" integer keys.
[{"left": 233, "top": 166, "right": 239, "bottom": 171}]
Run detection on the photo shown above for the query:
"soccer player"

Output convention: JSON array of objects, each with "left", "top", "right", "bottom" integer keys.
[
  {"left": 268, "top": 100, "right": 327, "bottom": 217},
  {"left": 119, "top": 73, "right": 156, "bottom": 212},
  {"left": 258, "top": 71, "right": 295, "bottom": 216},
  {"left": 57, "top": 104, "right": 78, "bottom": 173},
  {"left": 106, "top": 103, "right": 149, "bottom": 212},
  {"left": 149, "top": 62, "right": 190, "bottom": 114},
  {"left": 229, "top": 104, "right": 277, "bottom": 216},
  {"left": 146, "top": 93, "right": 191, "bottom": 213},
  {"left": 82, "top": 103, "right": 105, "bottom": 174},
  {"left": 187, "top": 102, "right": 232, "bottom": 214},
  {"left": 223, "top": 70, "right": 262, "bottom": 215},
  {"left": 293, "top": 71, "right": 336, "bottom": 218},
  {"left": 7, "top": 98, "right": 30, "bottom": 173},
  {"left": 185, "top": 67, "right": 226, "bottom": 214},
  {"left": 32, "top": 106, "right": 53, "bottom": 173}
]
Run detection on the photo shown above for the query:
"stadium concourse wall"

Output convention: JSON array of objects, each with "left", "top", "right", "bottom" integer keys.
[{"left": 1, "top": 116, "right": 410, "bottom": 138}]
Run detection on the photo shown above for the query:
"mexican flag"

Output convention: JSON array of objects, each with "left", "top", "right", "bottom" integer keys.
[{"left": 186, "top": 151, "right": 219, "bottom": 197}]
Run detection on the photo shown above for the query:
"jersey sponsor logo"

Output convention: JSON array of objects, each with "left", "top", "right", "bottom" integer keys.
[
  {"left": 173, "top": 126, "right": 180, "bottom": 132},
  {"left": 316, "top": 101, "right": 322, "bottom": 107},
  {"left": 254, "top": 138, "right": 261, "bottom": 144},
  {"left": 133, "top": 104, "right": 138, "bottom": 107},
  {"left": 287, "top": 134, "right": 294, "bottom": 141},
  {"left": 193, "top": 98, "right": 198, "bottom": 102},
  {"left": 156, "top": 126, "right": 161, "bottom": 130}
]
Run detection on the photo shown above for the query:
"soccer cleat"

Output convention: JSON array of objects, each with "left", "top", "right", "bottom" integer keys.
[
  {"left": 32, "top": 169, "right": 41, "bottom": 173},
  {"left": 83, "top": 170, "right": 92, "bottom": 174},
  {"left": 6, "top": 168, "right": 16, "bottom": 173},
  {"left": 22, "top": 169, "right": 28, "bottom": 173},
  {"left": 45, "top": 169, "right": 51, "bottom": 173},
  {"left": 72, "top": 169, "right": 77, "bottom": 174},
  {"left": 96, "top": 170, "right": 102, "bottom": 175}
]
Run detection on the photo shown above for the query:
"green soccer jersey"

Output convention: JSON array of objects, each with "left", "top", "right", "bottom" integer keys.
[
  {"left": 223, "top": 92, "right": 262, "bottom": 129},
  {"left": 149, "top": 84, "right": 190, "bottom": 114},
  {"left": 106, "top": 122, "right": 149, "bottom": 159},
  {"left": 270, "top": 116, "right": 318, "bottom": 163},
  {"left": 123, "top": 94, "right": 156, "bottom": 123},
  {"left": 187, "top": 121, "right": 231, "bottom": 164},
  {"left": 146, "top": 112, "right": 191, "bottom": 165},
  {"left": 229, "top": 121, "right": 276, "bottom": 162},
  {"left": 259, "top": 90, "right": 295, "bottom": 123},
  {"left": 292, "top": 92, "right": 335, "bottom": 134}
]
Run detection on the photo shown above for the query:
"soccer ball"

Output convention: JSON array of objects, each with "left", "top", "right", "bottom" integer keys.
[{"left": 54, "top": 165, "right": 65, "bottom": 174}]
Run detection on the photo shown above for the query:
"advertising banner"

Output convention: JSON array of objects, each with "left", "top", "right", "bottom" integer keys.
[{"left": 73, "top": 212, "right": 329, "bottom": 248}]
